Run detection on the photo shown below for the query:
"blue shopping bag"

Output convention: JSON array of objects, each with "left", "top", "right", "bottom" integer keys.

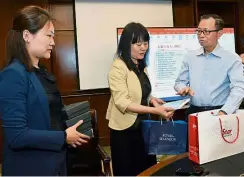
[{"left": 141, "top": 120, "right": 187, "bottom": 155}]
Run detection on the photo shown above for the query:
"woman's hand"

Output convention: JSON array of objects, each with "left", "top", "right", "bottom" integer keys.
[
  {"left": 154, "top": 106, "right": 175, "bottom": 120},
  {"left": 150, "top": 97, "right": 165, "bottom": 107},
  {"left": 65, "top": 120, "right": 90, "bottom": 148}
]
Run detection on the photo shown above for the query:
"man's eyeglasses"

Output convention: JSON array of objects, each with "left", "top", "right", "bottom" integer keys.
[{"left": 195, "top": 29, "right": 219, "bottom": 35}]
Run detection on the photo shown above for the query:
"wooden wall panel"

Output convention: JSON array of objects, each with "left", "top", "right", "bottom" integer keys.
[
  {"left": 234, "top": 0, "right": 244, "bottom": 55},
  {"left": 52, "top": 31, "right": 78, "bottom": 92},
  {"left": 48, "top": 3, "right": 78, "bottom": 92},
  {"left": 0, "top": 0, "right": 48, "bottom": 70},
  {"left": 172, "top": 0, "right": 196, "bottom": 27},
  {"left": 49, "top": 3, "right": 74, "bottom": 30},
  {"left": 198, "top": 0, "right": 239, "bottom": 2},
  {"left": 197, "top": 1, "right": 241, "bottom": 54},
  {"left": 197, "top": 2, "right": 236, "bottom": 27}
]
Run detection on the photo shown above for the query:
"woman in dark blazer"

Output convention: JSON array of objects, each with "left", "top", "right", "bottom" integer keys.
[{"left": 0, "top": 6, "right": 90, "bottom": 176}]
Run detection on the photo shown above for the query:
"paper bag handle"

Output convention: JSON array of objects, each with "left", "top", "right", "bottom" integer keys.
[{"left": 219, "top": 116, "right": 239, "bottom": 144}]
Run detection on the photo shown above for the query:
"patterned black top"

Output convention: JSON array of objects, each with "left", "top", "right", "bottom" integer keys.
[
  {"left": 130, "top": 61, "right": 151, "bottom": 128},
  {"left": 34, "top": 67, "right": 66, "bottom": 131}
]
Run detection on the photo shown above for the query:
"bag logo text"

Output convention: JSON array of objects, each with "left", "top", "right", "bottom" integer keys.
[
  {"left": 159, "top": 134, "right": 176, "bottom": 141},
  {"left": 222, "top": 129, "right": 232, "bottom": 137}
]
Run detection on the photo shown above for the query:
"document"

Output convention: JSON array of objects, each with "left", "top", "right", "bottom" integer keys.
[{"left": 163, "top": 98, "right": 190, "bottom": 110}]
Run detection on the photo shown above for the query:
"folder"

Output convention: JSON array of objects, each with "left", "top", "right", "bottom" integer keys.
[
  {"left": 163, "top": 98, "right": 190, "bottom": 110},
  {"left": 62, "top": 101, "right": 90, "bottom": 120}
]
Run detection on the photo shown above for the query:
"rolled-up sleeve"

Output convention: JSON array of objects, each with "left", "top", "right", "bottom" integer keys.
[
  {"left": 108, "top": 62, "right": 132, "bottom": 113},
  {"left": 174, "top": 55, "right": 190, "bottom": 92},
  {"left": 221, "top": 59, "right": 244, "bottom": 114}
]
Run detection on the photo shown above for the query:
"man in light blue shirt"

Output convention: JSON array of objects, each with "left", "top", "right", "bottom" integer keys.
[{"left": 174, "top": 14, "right": 244, "bottom": 117}]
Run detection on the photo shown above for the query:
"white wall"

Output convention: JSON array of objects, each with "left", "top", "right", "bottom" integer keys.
[{"left": 74, "top": 0, "right": 173, "bottom": 90}]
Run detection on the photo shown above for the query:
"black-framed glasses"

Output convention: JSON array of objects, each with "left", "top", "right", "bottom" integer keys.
[{"left": 195, "top": 29, "right": 219, "bottom": 35}]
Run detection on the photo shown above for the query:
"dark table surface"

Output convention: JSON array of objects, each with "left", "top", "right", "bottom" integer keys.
[{"left": 138, "top": 152, "right": 244, "bottom": 176}]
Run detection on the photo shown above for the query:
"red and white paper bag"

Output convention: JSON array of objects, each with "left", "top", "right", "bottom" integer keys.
[{"left": 189, "top": 109, "right": 244, "bottom": 164}]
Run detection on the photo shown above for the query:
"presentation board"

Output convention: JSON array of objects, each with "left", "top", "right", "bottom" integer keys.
[
  {"left": 117, "top": 28, "right": 235, "bottom": 101},
  {"left": 74, "top": 0, "right": 173, "bottom": 90}
]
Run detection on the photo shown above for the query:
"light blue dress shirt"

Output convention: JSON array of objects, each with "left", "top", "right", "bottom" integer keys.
[{"left": 174, "top": 44, "right": 244, "bottom": 114}]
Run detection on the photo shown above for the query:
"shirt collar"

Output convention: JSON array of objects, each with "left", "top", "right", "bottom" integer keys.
[{"left": 196, "top": 44, "right": 222, "bottom": 58}]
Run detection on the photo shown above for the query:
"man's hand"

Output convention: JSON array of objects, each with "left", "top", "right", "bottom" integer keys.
[
  {"left": 176, "top": 87, "right": 194, "bottom": 97},
  {"left": 240, "top": 53, "right": 244, "bottom": 64},
  {"left": 217, "top": 110, "right": 227, "bottom": 116}
]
